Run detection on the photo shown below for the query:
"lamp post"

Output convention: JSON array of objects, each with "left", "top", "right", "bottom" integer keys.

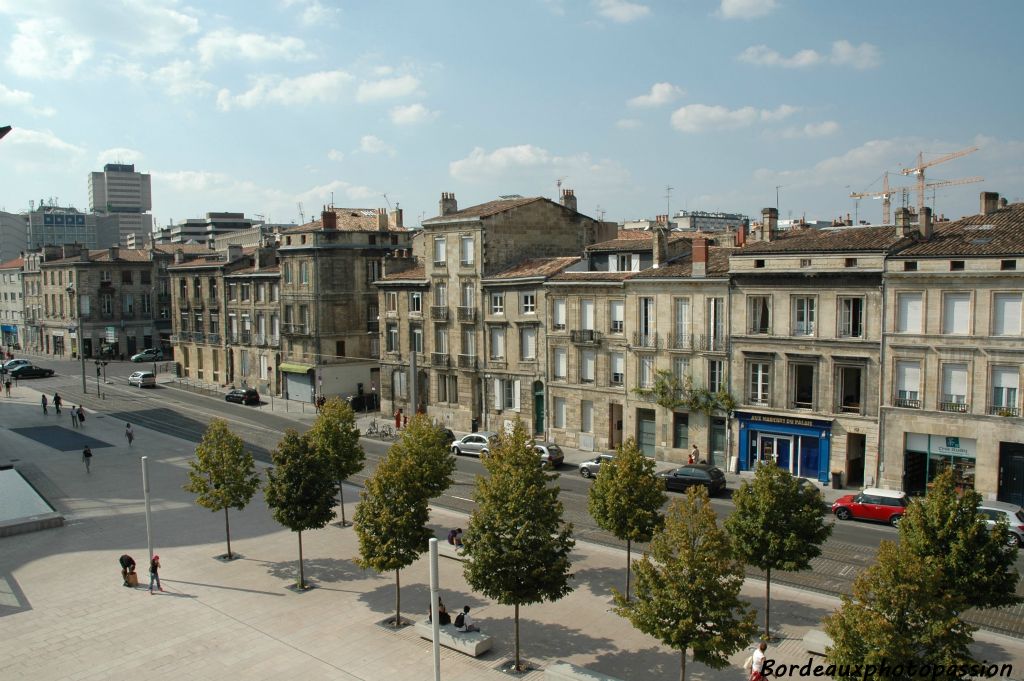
[{"left": 66, "top": 286, "right": 87, "bottom": 394}]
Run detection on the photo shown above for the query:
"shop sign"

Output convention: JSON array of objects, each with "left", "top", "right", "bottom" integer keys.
[
  {"left": 105, "top": 326, "right": 116, "bottom": 343},
  {"left": 931, "top": 435, "right": 976, "bottom": 458},
  {"left": 740, "top": 413, "right": 816, "bottom": 428}
]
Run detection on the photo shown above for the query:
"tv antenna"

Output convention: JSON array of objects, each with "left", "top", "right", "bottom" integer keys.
[
  {"left": 556, "top": 176, "right": 567, "bottom": 198},
  {"left": 664, "top": 185, "right": 673, "bottom": 218}
]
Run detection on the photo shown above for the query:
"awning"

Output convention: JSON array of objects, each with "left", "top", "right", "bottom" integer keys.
[
  {"left": 0, "top": 324, "right": 16, "bottom": 332},
  {"left": 279, "top": 362, "right": 314, "bottom": 374}
]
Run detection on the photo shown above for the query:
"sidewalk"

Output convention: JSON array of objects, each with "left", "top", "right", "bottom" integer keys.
[{"left": 2, "top": 383, "right": 1022, "bottom": 681}]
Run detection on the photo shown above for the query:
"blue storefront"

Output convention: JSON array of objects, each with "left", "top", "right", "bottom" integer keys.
[
  {"left": 1, "top": 324, "right": 17, "bottom": 349},
  {"left": 735, "top": 411, "right": 832, "bottom": 483}
]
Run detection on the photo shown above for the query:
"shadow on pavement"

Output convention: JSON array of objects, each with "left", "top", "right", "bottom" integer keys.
[
  {"left": 572, "top": 565, "right": 629, "bottom": 601},
  {"left": 473, "top": 617, "right": 617, "bottom": 664},
  {"left": 260, "top": 555, "right": 378, "bottom": 590},
  {"left": 591, "top": 646, "right": 680, "bottom": 680}
]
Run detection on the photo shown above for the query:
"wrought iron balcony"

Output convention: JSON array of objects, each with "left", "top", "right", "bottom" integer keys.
[
  {"left": 207, "top": 333, "right": 221, "bottom": 344},
  {"left": 691, "top": 334, "right": 726, "bottom": 352},
  {"left": 458, "top": 354, "right": 477, "bottom": 369},
  {"left": 366, "top": 320, "right": 380, "bottom": 333},
  {"left": 570, "top": 329, "right": 601, "bottom": 345},
  {"left": 240, "top": 331, "right": 251, "bottom": 345},
  {"left": 431, "top": 352, "right": 450, "bottom": 367},
  {"left": 430, "top": 306, "right": 449, "bottom": 321},
  {"left": 894, "top": 397, "right": 921, "bottom": 409},
  {"left": 457, "top": 307, "right": 476, "bottom": 322},
  {"left": 989, "top": 405, "right": 1020, "bottom": 417},
  {"left": 193, "top": 332, "right": 206, "bottom": 344},
  {"left": 668, "top": 333, "right": 692, "bottom": 350},
  {"left": 939, "top": 401, "right": 969, "bottom": 413},
  {"left": 631, "top": 332, "right": 660, "bottom": 349}
]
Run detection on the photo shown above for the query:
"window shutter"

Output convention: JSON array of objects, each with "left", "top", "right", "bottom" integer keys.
[
  {"left": 631, "top": 254, "right": 640, "bottom": 271},
  {"left": 943, "top": 294, "right": 970, "bottom": 334},
  {"left": 896, "top": 361, "right": 919, "bottom": 391},
  {"left": 581, "top": 300, "right": 595, "bottom": 330},
  {"left": 942, "top": 364, "right": 967, "bottom": 397},
  {"left": 608, "top": 254, "right": 618, "bottom": 271},
  {"left": 513, "top": 380, "right": 521, "bottom": 411},
  {"left": 994, "top": 294, "right": 1022, "bottom": 335},
  {"left": 898, "top": 293, "right": 922, "bottom": 333},
  {"left": 993, "top": 366, "right": 1019, "bottom": 390},
  {"left": 494, "top": 378, "right": 503, "bottom": 410}
]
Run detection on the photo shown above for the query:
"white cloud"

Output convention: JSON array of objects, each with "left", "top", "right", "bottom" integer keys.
[
  {"left": 738, "top": 45, "right": 822, "bottom": 68},
  {"left": 719, "top": 0, "right": 778, "bottom": 20},
  {"left": 297, "top": 179, "right": 379, "bottom": 206},
  {"left": 627, "top": 82, "right": 683, "bottom": 108},
  {"left": 448, "top": 145, "right": 631, "bottom": 193},
  {"left": 197, "top": 29, "right": 312, "bottom": 65},
  {"left": 616, "top": 118, "right": 642, "bottom": 129},
  {"left": 5, "top": 127, "right": 84, "bottom": 154},
  {"left": 6, "top": 18, "right": 93, "bottom": 79},
  {"left": 152, "top": 60, "right": 214, "bottom": 97},
  {"left": 97, "top": 148, "right": 144, "bottom": 165},
  {"left": 0, "top": 82, "right": 55, "bottom": 116},
  {"left": 216, "top": 69, "right": 353, "bottom": 111},
  {"left": 282, "top": 0, "right": 340, "bottom": 27},
  {"left": 594, "top": 0, "right": 650, "bottom": 23},
  {"left": 389, "top": 103, "right": 437, "bottom": 126},
  {"left": 359, "top": 135, "right": 396, "bottom": 156},
  {"left": 327, "top": 149, "right": 345, "bottom": 162},
  {"left": 830, "top": 40, "right": 882, "bottom": 69},
  {"left": 670, "top": 103, "right": 798, "bottom": 132},
  {"left": 780, "top": 121, "right": 840, "bottom": 139},
  {"left": 356, "top": 75, "right": 420, "bottom": 103}
]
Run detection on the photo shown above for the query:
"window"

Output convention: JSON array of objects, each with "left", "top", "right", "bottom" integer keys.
[
  {"left": 409, "top": 292, "right": 422, "bottom": 314},
  {"left": 839, "top": 298, "right": 864, "bottom": 338},
  {"left": 209, "top": 279, "right": 218, "bottom": 300},
  {"left": 580, "top": 299, "right": 595, "bottom": 331},
  {"left": 271, "top": 283, "right": 279, "bottom": 301},
  {"left": 895, "top": 360, "right": 920, "bottom": 407},
  {"left": 461, "top": 327, "right": 475, "bottom": 357},
  {"left": 521, "top": 292, "right": 536, "bottom": 314},
  {"left": 673, "top": 298, "right": 690, "bottom": 345},
  {"left": 256, "top": 283, "right": 265, "bottom": 302},
  {"left": 707, "top": 298, "right": 724, "bottom": 349},
  {"left": 790, "top": 363, "right": 815, "bottom": 409},
  {"left": 638, "top": 297, "right": 655, "bottom": 337},
  {"left": 490, "top": 292, "right": 504, "bottom": 315},
  {"left": 460, "top": 281, "right": 474, "bottom": 308},
  {"left": 141, "top": 294, "right": 151, "bottom": 315},
  {"left": 754, "top": 259, "right": 765, "bottom": 269},
  {"left": 580, "top": 349, "right": 596, "bottom": 383},
  {"left": 838, "top": 365, "right": 863, "bottom": 413},
  {"left": 494, "top": 378, "right": 520, "bottom": 411},
  {"left": 581, "top": 401, "right": 594, "bottom": 433},
  {"left": 552, "top": 298, "right": 566, "bottom": 330},
  {"left": 228, "top": 283, "right": 238, "bottom": 301},
  {"left": 433, "top": 237, "right": 446, "bottom": 266},
  {"left": 639, "top": 355, "right": 655, "bottom": 388},
  {"left": 489, "top": 327, "right": 506, "bottom": 359},
  {"left": 193, "top": 277, "right": 202, "bottom": 300},
  {"left": 941, "top": 363, "right": 969, "bottom": 410},
  {"left": 240, "top": 283, "right": 251, "bottom": 301},
  {"left": 301, "top": 305, "right": 310, "bottom": 331},
  {"left": 100, "top": 270, "right": 111, "bottom": 282},
  {"left": 748, "top": 296, "right": 771, "bottom": 334},
  {"left": 366, "top": 260, "right": 381, "bottom": 284},
  {"left": 80, "top": 295, "right": 90, "bottom": 315},
  {"left": 434, "top": 281, "right": 447, "bottom": 306},
  {"left": 792, "top": 297, "right": 815, "bottom": 336},
  {"left": 123, "top": 293, "right": 134, "bottom": 316},
  {"left": 673, "top": 413, "right": 689, "bottom": 449},
  {"left": 553, "top": 396, "right": 566, "bottom": 428},
  {"left": 552, "top": 346, "right": 567, "bottom": 379},
  {"left": 609, "top": 300, "right": 624, "bottom": 333},
  {"left": 411, "top": 326, "right": 423, "bottom": 353},
  {"left": 520, "top": 326, "right": 537, "bottom": 360},
  {"left": 950, "top": 260, "right": 965, "bottom": 271},
  {"left": 459, "top": 235, "right": 474, "bottom": 266},
  {"left": 845, "top": 258, "right": 858, "bottom": 268},
  {"left": 800, "top": 258, "right": 811, "bottom": 268},
  {"left": 993, "top": 293, "right": 1022, "bottom": 335},
  {"left": 392, "top": 369, "right": 408, "bottom": 400},
  {"left": 434, "top": 327, "right": 449, "bottom": 354},
  {"left": 708, "top": 359, "right": 723, "bottom": 393},
  {"left": 1001, "top": 260, "right": 1017, "bottom": 271},
  {"left": 904, "top": 261, "right": 918, "bottom": 271},
  {"left": 673, "top": 357, "right": 690, "bottom": 385},
  {"left": 616, "top": 254, "right": 630, "bottom": 271},
  {"left": 991, "top": 366, "right": 1020, "bottom": 415},
  {"left": 748, "top": 362, "right": 770, "bottom": 405},
  {"left": 610, "top": 352, "right": 624, "bottom": 386},
  {"left": 386, "top": 291, "right": 398, "bottom": 313},
  {"left": 896, "top": 293, "right": 923, "bottom": 333},
  {"left": 122, "top": 270, "right": 133, "bottom": 284},
  {"left": 283, "top": 263, "right": 292, "bottom": 284},
  {"left": 438, "top": 374, "right": 459, "bottom": 403},
  {"left": 942, "top": 293, "right": 971, "bottom": 335}
]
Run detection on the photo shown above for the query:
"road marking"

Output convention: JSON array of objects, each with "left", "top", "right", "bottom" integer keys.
[{"left": 448, "top": 495, "right": 474, "bottom": 503}]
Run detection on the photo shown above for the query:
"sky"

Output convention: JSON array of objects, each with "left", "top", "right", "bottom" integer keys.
[{"left": 1, "top": 0, "right": 1022, "bottom": 229}]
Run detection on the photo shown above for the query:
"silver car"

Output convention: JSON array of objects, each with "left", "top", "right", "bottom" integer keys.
[
  {"left": 978, "top": 501, "right": 1024, "bottom": 548},
  {"left": 128, "top": 370, "right": 156, "bottom": 388},
  {"left": 451, "top": 431, "right": 497, "bottom": 457},
  {"left": 579, "top": 454, "right": 615, "bottom": 479},
  {"left": 534, "top": 442, "right": 564, "bottom": 468}
]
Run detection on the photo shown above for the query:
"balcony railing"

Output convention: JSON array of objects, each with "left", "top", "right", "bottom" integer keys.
[
  {"left": 269, "top": 335, "right": 280, "bottom": 347},
  {"left": 487, "top": 358, "right": 507, "bottom": 370},
  {"left": 366, "top": 320, "right": 380, "bottom": 333},
  {"left": 894, "top": 397, "right": 921, "bottom": 409},
  {"left": 668, "top": 333, "right": 691, "bottom": 350},
  {"left": 193, "top": 332, "right": 206, "bottom": 343},
  {"left": 207, "top": 333, "right": 221, "bottom": 344},
  {"left": 839, "top": 401, "right": 862, "bottom": 414},
  {"left": 632, "top": 332, "right": 660, "bottom": 349},
  {"left": 240, "top": 331, "right": 251, "bottom": 344},
  {"left": 282, "top": 323, "right": 309, "bottom": 336},
  {"left": 989, "top": 405, "right": 1020, "bottom": 417},
  {"left": 691, "top": 334, "right": 726, "bottom": 352},
  {"left": 430, "top": 306, "right": 449, "bottom": 321},
  {"left": 458, "top": 354, "right": 477, "bottom": 369},
  {"left": 431, "top": 352, "right": 450, "bottom": 367},
  {"left": 570, "top": 329, "right": 601, "bottom": 345},
  {"left": 940, "top": 401, "right": 969, "bottom": 413},
  {"left": 748, "top": 397, "right": 769, "bottom": 407},
  {"left": 457, "top": 307, "right": 476, "bottom": 322}
]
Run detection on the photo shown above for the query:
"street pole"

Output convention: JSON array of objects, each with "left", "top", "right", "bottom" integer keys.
[
  {"left": 429, "top": 538, "right": 441, "bottom": 681},
  {"left": 81, "top": 346, "right": 87, "bottom": 394},
  {"left": 142, "top": 456, "right": 153, "bottom": 563}
]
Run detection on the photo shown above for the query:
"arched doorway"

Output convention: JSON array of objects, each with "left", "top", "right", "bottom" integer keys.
[{"left": 533, "top": 380, "right": 545, "bottom": 434}]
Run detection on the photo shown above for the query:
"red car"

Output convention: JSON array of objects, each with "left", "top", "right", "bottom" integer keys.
[{"left": 831, "top": 488, "right": 908, "bottom": 527}]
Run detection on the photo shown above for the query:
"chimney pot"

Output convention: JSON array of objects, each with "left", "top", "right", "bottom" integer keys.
[
  {"left": 981, "top": 191, "right": 1000, "bottom": 215},
  {"left": 440, "top": 192, "right": 458, "bottom": 216},
  {"left": 918, "top": 206, "right": 932, "bottom": 240},
  {"left": 321, "top": 208, "right": 337, "bottom": 230},
  {"left": 560, "top": 188, "right": 578, "bottom": 212}
]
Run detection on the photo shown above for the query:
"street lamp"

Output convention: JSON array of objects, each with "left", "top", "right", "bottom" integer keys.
[{"left": 66, "top": 285, "right": 87, "bottom": 394}]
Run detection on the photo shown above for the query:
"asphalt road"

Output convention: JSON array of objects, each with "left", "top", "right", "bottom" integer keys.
[{"left": 13, "top": 357, "right": 1024, "bottom": 637}]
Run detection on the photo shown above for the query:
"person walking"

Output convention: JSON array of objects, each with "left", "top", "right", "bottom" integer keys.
[
  {"left": 41, "top": 394, "right": 48, "bottom": 414},
  {"left": 125, "top": 423, "right": 134, "bottom": 447},
  {"left": 82, "top": 446, "right": 92, "bottom": 474},
  {"left": 690, "top": 443, "right": 700, "bottom": 464},
  {"left": 4, "top": 377, "right": 11, "bottom": 397},
  {"left": 53, "top": 392, "right": 62, "bottom": 415},
  {"left": 70, "top": 405, "right": 79, "bottom": 428},
  {"left": 148, "top": 555, "right": 163, "bottom": 594},
  {"left": 76, "top": 405, "right": 86, "bottom": 427}
]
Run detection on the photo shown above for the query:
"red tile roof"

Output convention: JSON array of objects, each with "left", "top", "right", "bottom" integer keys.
[
  {"left": 737, "top": 225, "right": 909, "bottom": 255},
  {"left": 549, "top": 271, "right": 635, "bottom": 282},
  {"left": 631, "top": 247, "right": 735, "bottom": 278},
  {"left": 284, "top": 208, "right": 407, "bottom": 234},
  {"left": 486, "top": 257, "right": 580, "bottom": 280},
  {"left": 586, "top": 230, "right": 689, "bottom": 252},
  {"left": 894, "top": 203, "right": 1024, "bottom": 257},
  {"left": 380, "top": 265, "right": 426, "bottom": 281},
  {"left": 421, "top": 197, "right": 544, "bottom": 224},
  {"left": 0, "top": 256, "right": 24, "bottom": 269}
]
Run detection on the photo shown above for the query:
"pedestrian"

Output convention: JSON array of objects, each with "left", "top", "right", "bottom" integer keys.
[
  {"left": 41, "top": 394, "right": 48, "bottom": 414},
  {"left": 125, "top": 423, "right": 134, "bottom": 447},
  {"left": 454, "top": 605, "right": 478, "bottom": 632},
  {"left": 690, "top": 443, "right": 700, "bottom": 464},
  {"left": 119, "top": 554, "right": 136, "bottom": 587},
  {"left": 149, "top": 555, "right": 163, "bottom": 593},
  {"left": 77, "top": 405, "right": 85, "bottom": 427},
  {"left": 82, "top": 446, "right": 92, "bottom": 474},
  {"left": 70, "top": 405, "right": 79, "bottom": 428},
  {"left": 4, "top": 378, "right": 10, "bottom": 397},
  {"left": 751, "top": 641, "right": 768, "bottom": 681},
  {"left": 53, "top": 392, "right": 62, "bottom": 414}
]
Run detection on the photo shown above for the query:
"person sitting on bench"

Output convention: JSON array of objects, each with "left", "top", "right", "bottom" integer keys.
[{"left": 454, "top": 605, "right": 478, "bottom": 632}]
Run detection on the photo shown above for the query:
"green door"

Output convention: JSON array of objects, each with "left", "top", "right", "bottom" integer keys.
[
  {"left": 533, "top": 381, "right": 544, "bottom": 434},
  {"left": 637, "top": 409, "right": 656, "bottom": 457}
]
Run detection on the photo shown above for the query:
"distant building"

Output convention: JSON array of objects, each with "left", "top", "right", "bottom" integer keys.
[
  {"left": 26, "top": 205, "right": 97, "bottom": 250},
  {"left": 88, "top": 163, "right": 154, "bottom": 248},
  {"left": 212, "top": 223, "right": 288, "bottom": 251},
  {"left": 0, "top": 256, "right": 24, "bottom": 349},
  {"left": 153, "top": 212, "right": 261, "bottom": 248},
  {"left": 673, "top": 210, "right": 749, "bottom": 233},
  {"left": 0, "top": 211, "right": 27, "bottom": 264}
]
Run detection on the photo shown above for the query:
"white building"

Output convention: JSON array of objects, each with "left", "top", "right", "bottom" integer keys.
[
  {"left": 0, "top": 211, "right": 28, "bottom": 264},
  {"left": 154, "top": 213, "right": 261, "bottom": 248},
  {"left": 673, "top": 210, "right": 749, "bottom": 233},
  {"left": 0, "top": 255, "right": 24, "bottom": 349},
  {"left": 88, "top": 163, "right": 154, "bottom": 248}
]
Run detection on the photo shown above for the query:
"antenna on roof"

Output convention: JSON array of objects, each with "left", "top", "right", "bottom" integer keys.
[
  {"left": 382, "top": 193, "right": 393, "bottom": 210},
  {"left": 556, "top": 176, "right": 567, "bottom": 199},
  {"left": 330, "top": 191, "right": 334, "bottom": 209},
  {"left": 595, "top": 205, "right": 606, "bottom": 221},
  {"left": 664, "top": 185, "right": 673, "bottom": 220},
  {"left": 296, "top": 202, "right": 305, "bottom": 224}
]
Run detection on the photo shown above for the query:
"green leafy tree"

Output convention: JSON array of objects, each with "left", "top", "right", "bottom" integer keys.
[
  {"left": 264, "top": 429, "right": 337, "bottom": 589},
  {"left": 823, "top": 541, "right": 976, "bottom": 678},
  {"left": 588, "top": 437, "right": 665, "bottom": 601},
  {"left": 354, "top": 446, "right": 433, "bottom": 627},
  {"left": 306, "top": 397, "right": 364, "bottom": 526},
  {"left": 463, "top": 420, "right": 575, "bottom": 672},
  {"left": 388, "top": 413, "right": 456, "bottom": 500},
  {"left": 183, "top": 419, "right": 261, "bottom": 559},
  {"left": 725, "top": 463, "right": 832, "bottom": 638},
  {"left": 615, "top": 487, "right": 757, "bottom": 681}
]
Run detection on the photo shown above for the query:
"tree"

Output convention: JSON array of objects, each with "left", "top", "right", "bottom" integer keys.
[
  {"left": 615, "top": 487, "right": 757, "bottom": 681},
  {"left": 306, "top": 397, "right": 364, "bottom": 526},
  {"left": 725, "top": 463, "right": 832, "bottom": 638},
  {"left": 264, "top": 429, "right": 337, "bottom": 589},
  {"left": 354, "top": 446, "right": 434, "bottom": 627},
  {"left": 183, "top": 419, "right": 261, "bottom": 560},
  {"left": 823, "top": 541, "right": 976, "bottom": 677},
  {"left": 388, "top": 413, "right": 456, "bottom": 500},
  {"left": 588, "top": 437, "right": 665, "bottom": 601},
  {"left": 463, "top": 420, "right": 575, "bottom": 672}
]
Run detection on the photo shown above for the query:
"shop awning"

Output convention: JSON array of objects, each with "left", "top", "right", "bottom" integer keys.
[
  {"left": 0, "top": 324, "right": 16, "bottom": 332},
  {"left": 279, "top": 362, "right": 314, "bottom": 374}
]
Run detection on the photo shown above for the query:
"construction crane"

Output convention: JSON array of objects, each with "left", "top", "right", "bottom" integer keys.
[
  {"left": 382, "top": 193, "right": 392, "bottom": 210},
  {"left": 900, "top": 146, "right": 978, "bottom": 216},
  {"left": 296, "top": 202, "right": 305, "bottom": 225},
  {"left": 850, "top": 170, "right": 983, "bottom": 224}
]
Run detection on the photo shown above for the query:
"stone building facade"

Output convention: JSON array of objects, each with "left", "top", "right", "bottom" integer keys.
[{"left": 0, "top": 256, "right": 24, "bottom": 349}]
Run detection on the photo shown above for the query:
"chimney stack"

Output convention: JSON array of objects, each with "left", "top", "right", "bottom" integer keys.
[
  {"left": 389, "top": 206, "right": 404, "bottom": 230},
  {"left": 895, "top": 207, "right": 914, "bottom": 237},
  {"left": 174, "top": 248, "right": 184, "bottom": 264},
  {"left": 652, "top": 224, "right": 668, "bottom": 268},
  {"left": 440, "top": 192, "right": 458, "bottom": 216},
  {"left": 560, "top": 188, "right": 577, "bottom": 212},
  {"left": 736, "top": 222, "right": 747, "bottom": 247},
  {"left": 108, "top": 246, "right": 119, "bottom": 261},
  {"left": 377, "top": 208, "right": 389, "bottom": 232},
  {"left": 692, "top": 237, "right": 708, "bottom": 278},
  {"left": 761, "top": 208, "right": 778, "bottom": 242},
  {"left": 918, "top": 206, "right": 932, "bottom": 240},
  {"left": 981, "top": 191, "right": 1000, "bottom": 215},
  {"left": 227, "top": 244, "right": 242, "bottom": 262},
  {"left": 845, "top": 212, "right": 853, "bottom": 227},
  {"left": 321, "top": 207, "right": 337, "bottom": 230}
]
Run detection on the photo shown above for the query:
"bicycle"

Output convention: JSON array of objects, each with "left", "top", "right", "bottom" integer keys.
[
  {"left": 364, "top": 420, "right": 380, "bottom": 437},
  {"left": 379, "top": 424, "right": 396, "bottom": 439}
]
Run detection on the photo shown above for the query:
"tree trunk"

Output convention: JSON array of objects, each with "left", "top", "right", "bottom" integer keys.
[
  {"left": 679, "top": 647, "right": 687, "bottom": 681},
  {"left": 395, "top": 569, "right": 401, "bottom": 627},
  {"left": 224, "top": 507, "right": 232, "bottom": 559},
  {"left": 765, "top": 565, "right": 771, "bottom": 639},
  {"left": 626, "top": 538, "right": 632, "bottom": 602},
  {"left": 338, "top": 480, "right": 347, "bottom": 525},
  {"left": 514, "top": 602, "right": 521, "bottom": 671},
  {"left": 297, "top": 530, "right": 305, "bottom": 589}
]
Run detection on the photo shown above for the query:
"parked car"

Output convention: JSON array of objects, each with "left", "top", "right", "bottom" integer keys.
[
  {"left": 831, "top": 487, "right": 908, "bottom": 527},
  {"left": 579, "top": 454, "right": 616, "bottom": 479},
  {"left": 1, "top": 358, "right": 30, "bottom": 372},
  {"left": 225, "top": 388, "right": 260, "bottom": 405},
  {"left": 130, "top": 348, "right": 163, "bottom": 362},
  {"left": 438, "top": 428, "right": 456, "bottom": 447},
  {"left": 10, "top": 364, "right": 54, "bottom": 379},
  {"left": 658, "top": 463, "right": 727, "bottom": 496},
  {"left": 345, "top": 392, "right": 380, "bottom": 412},
  {"left": 127, "top": 370, "right": 156, "bottom": 388},
  {"left": 534, "top": 442, "right": 564, "bottom": 468},
  {"left": 978, "top": 501, "right": 1024, "bottom": 548},
  {"left": 451, "top": 431, "right": 497, "bottom": 457}
]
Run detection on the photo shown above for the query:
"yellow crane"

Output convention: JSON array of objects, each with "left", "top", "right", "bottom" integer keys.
[
  {"left": 900, "top": 146, "right": 979, "bottom": 216},
  {"left": 850, "top": 169, "right": 982, "bottom": 224}
]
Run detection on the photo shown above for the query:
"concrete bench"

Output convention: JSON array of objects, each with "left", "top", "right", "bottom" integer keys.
[
  {"left": 546, "top": 660, "right": 626, "bottom": 681},
  {"left": 415, "top": 619, "right": 493, "bottom": 657},
  {"left": 437, "top": 540, "right": 466, "bottom": 562},
  {"left": 803, "top": 629, "right": 834, "bottom": 656}
]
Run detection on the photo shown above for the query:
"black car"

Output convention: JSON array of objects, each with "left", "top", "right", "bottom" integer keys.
[
  {"left": 659, "top": 463, "right": 727, "bottom": 496},
  {"left": 10, "top": 364, "right": 54, "bottom": 379},
  {"left": 345, "top": 392, "right": 380, "bottom": 411},
  {"left": 225, "top": 388, "right": 260, "bottom": 405}
]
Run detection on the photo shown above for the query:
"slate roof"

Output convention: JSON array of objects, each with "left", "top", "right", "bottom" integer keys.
[
  {"left": 380, "top": 265, "right": 426, "bottom": 282},
  {"left": 586, "top": 230, "right": 689, "bottom": 252},
  {"left": 736, "top": 225, "right": 909, "bottom": 255},
  {"left": 631, "top": 247, "right": 736, "bottom": 278},
  {"left": 485, "top": 257, "right": 580, "bottom": 280},
  {"left": 893, "top": 202, "right": 1024, "bottom": 257},
  {"left": 284, "top": 208, "right": 407, "bottom": 234},
  {"left": 421, "top": 197, "right": 544, "bottom": 224}
]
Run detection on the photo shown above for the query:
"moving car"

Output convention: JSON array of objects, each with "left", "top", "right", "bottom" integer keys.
[
  {"left": 128, "top": 371, "right": 156, "bottom": 388},
  {"left": 1, "top": 358, "right": 30, "bottom": 372},
  {"left": 831, "top": 488, "right": 908, "bottom": 527},
  {"left": 451, "top": 431, "right": 497, "bottom": 457},
  {"left": 579, "top": 454, "right": 615, "bottom": 479},
  {"left": 659, "top": 463, "right": 727, "bottom": 496},
  {"left": 978, "top": 501, "right": 1024, "bottom": 548},
  {"left": 10, "top": 364, "right": 54, "bottom": 379},
  {"left": 225, "top": 388, "right": 260, "bottom": 405},
  {"left": 130, "top": 348, "right": 163, "bottom": 362},
  {"left": 534, "top": 442, "right": 564, "bottom": 468}
]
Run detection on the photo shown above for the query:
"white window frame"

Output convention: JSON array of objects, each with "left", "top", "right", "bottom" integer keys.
[
  {"left": 993, "top": 293, "right": 1022, "bottom": 336},
  {"left": 941, "top": 292, "right": 971, "bottom": 335},
  {"left": 609, "top": 300, "right": 624, "bottom": 334},
  {"left": 748, "top": 361, "right": 770, "bottom": 405},
  {"left": 839, "top": 297, "right": 865, "bottom": 338},
  {"left": 521, "top": 292, "right": 536, "bottom": 315},
  {"left": 941, "top": 363, "right": 969, "bottom": 405},
  {"left": 552, "top": 346, "right": 568, "bottom": 380},
  {"left": 580, "top": 349, "right": 596, "bottom": 383},
  {"left": 489, "top": 327, "right": 506, "bottom": 360},
  {"left": 519, "top": 326, "right": 537, "bottom": 360},
  {"left": 552, "top": 396, "right": 566, "bottom": 428},
  {"left": 610, "top": 352, "right": 624, "bottom": 386},
  {"left": 490, "top": 292, "right": 504, "bottom": 315},
  {"left": 896, "top": 292, "right": 923, "bottom": 334},
  {"left": 580, "top": 299, "right": 595, "bottom": 331},
  {"left": 748, "top": 295, "right": 771, "bottom": 334},
  {"left": 639, "top": 354, "right": 655, "bottom": 389},
  {"left": 459, "top": 235, "right": 474, "bottom": 266},
  {"left": 409, "top": 292, "right": 422, "bottom": 314},
  {"left": 433, "top": 237, "right": 446, "bottom": 266},
  {"left": 552, "top": 298, "right": 566, "bottom": 330},
  {"left": 792, "top": 296, "right": 816, "bottom": 336}
]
